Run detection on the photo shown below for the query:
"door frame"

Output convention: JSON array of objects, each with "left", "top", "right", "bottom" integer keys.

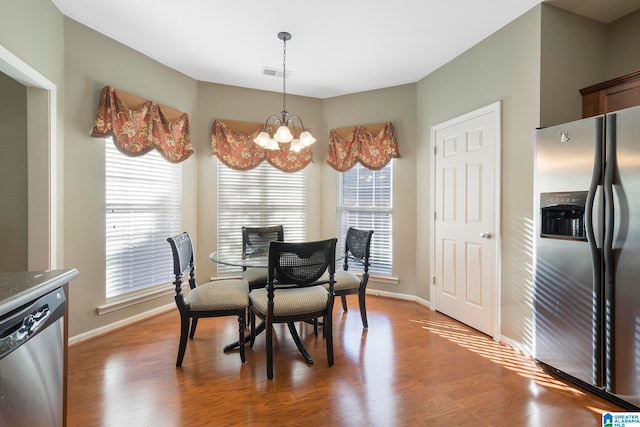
[
  {"left": 0, "top": 44, "right": 58, "bottom": 269},
  {"left": 429, "top": 101, "right": 502, "bottom": 340}
]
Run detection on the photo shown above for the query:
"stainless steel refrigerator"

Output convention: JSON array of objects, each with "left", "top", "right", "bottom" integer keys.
[{"left": 534, "top": 104, "right": 640, "bottom": 409}]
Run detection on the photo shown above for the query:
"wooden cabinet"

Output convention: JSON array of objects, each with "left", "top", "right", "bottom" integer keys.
[{"left": 580, "top": 70, "right": 640, "bottom": 118}]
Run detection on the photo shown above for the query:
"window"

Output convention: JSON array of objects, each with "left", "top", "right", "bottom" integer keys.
[
  {"left": 337, "top": 161, "right": 393, "bottom": 275},
  {"left": 217, "top": 161, "right": 306, "bottom": 274},
  {"left": 105, "top": 139, "right": 182, "bottom": 299}
]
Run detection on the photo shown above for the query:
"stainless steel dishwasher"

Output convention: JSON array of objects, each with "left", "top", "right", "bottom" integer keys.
[{"left": 0, "top": 287, "right": 66, "bottom": 427}]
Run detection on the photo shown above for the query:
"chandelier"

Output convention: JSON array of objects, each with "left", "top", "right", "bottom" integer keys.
[{"left": 253, "top": 32, "right": 316, "bottom": 152}]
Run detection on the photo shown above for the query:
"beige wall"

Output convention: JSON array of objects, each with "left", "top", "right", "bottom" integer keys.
[
  {"left": 417, "top": 6, "right": 542, "bottom": 349},
  {"left": 0, "top": 0, "right": 64, "bottom": 83},
  {"left": 540, "top": 5, "right": 607, "bottom": 127},
  {"left": 606, "top": 9, "right": 640, "bottom": 79},
  {"left": 0, "top": 0, "right": 65, "bottom": 269},
  {"left": 0, "top": 72, "right": 28, "bottom": 272},
  {"left": 322, "top": 84, "right": 417, "bottom": 297},
  {"left": 62, "top": 18, "right": 199, "bottom": 336},
  {"left": 414, "top": 4, "right": 639, "bottom": 351},
  {"left": 539, "top": 6, "right": 640, "bottom": 128},
  {"left": 2, "top": 0, "right": 640, "bottom": 345}
]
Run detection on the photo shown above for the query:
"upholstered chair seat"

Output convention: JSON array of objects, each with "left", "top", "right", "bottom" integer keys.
[
  {"left": 250, "top": 286, "right": 328, "bottom": 317},
  {"left": 186, "top": 279, "right": 249, "bottom": 311},
  {"left": 322, "top": 270, "right": 360, "bottom": 292}
]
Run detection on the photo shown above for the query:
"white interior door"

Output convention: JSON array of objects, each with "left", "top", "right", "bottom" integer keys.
[{"left": 430, "top": 102, "right": 500, "bottom": 338}]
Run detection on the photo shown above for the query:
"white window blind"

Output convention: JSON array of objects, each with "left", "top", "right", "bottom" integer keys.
[
  {"left": 105, "top": 139, "right": 182, "bottom": 299},
  {"left": 337, "top": 161, "right": 393, "bottom": 275},
  {"left": 217, "top": 161, "right": 306, "bottom": 274}
]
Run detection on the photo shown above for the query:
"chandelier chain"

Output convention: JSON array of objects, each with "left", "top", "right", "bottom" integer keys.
[{"left": 282, "top": 36, "right": 287, "bottom": 115}]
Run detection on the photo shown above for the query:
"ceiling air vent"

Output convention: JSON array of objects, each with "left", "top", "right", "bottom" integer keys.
[{"left": 262, "top": 67, "right": 290, "bottom": 79}]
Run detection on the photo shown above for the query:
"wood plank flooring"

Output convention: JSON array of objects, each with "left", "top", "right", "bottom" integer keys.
[{"left": 67, "top": 295, "right": 623, "bottom": 426}]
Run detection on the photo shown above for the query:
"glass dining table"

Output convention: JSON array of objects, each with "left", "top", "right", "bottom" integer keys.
[
  {"left": 209, "top": 250, "right": 344, "bottom": 268},
  {"left": 209, "top": 251, "right": 267, "bottom": 353},
  {"left": 209, "top": 249, "right": 337, "bottom": 363},
  {"left": 209, "top": 251, "right": 269, "bottom": 269}
]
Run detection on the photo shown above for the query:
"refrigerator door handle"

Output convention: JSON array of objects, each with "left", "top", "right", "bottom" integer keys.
[
  {"left": 585, "top": 116, "right": 604, "bottom": 387},
  {"left": 604, "top": 113, "right": 616, "bottom": 392},
  {"left": 585, "top": 117, "right": 603, "bottom": 247}
]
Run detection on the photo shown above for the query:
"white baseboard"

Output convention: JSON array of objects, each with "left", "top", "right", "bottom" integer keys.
[
  {"left": 499, "top": 334, "right": 533, "bottom": 359},
  {"left": 72, "top": 289, "right": 533, "bottom": 359},
  {"left": 68, "top": 303, "right": 175, "bottom": 346},
  {"left": 366, "top": 288, "right": 430, "bottom": 309},
  {"left": 368, "top": 289, "right": 532, "bottom": 359},
  {"left": 69, "top": 289, "right": 428, "bottom": 346}
]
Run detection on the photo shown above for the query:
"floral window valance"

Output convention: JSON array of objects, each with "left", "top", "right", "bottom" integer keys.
[
  {"left": 327, "top": 122, "right": 400, "bottom": 172},
  {"left": 211, "top": 119, "right": 313, "bottom": 173},
  {"left": 91, "top": 86, "right": 193, "bottom": 163}
]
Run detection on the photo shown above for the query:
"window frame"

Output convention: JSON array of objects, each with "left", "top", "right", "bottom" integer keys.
[
  {"left": 337, "top": 161, "right": 393, "bottom": 275},
  {"left": 104, "top": 139, "right": 182, "bottom": 300},
  {"left": 216, "top": 160, "right": 307, "bottom": 274}
]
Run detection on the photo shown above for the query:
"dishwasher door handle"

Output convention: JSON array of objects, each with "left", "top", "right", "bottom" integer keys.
[{"left": 0, "top": 306, "right": 50, "bottom": 358}]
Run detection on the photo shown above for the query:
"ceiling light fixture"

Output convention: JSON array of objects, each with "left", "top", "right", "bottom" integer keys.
[{"left": 254, "top": 32, "right": 316, "bottom": 152}]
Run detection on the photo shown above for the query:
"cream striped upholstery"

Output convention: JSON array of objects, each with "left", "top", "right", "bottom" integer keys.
[
  {"left": 185, "top": 279, "right": 249, "bottom": 311},
  {"left": 250, "top": 286, "right": 329, "bottom": 316},
  {"left": 321, "top": 270, "right": 360, "bottom": 291}
]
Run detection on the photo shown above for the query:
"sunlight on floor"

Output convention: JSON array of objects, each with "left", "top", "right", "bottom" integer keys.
[{"left": 409, "top": 317, "right": 613, "bottom": 417}]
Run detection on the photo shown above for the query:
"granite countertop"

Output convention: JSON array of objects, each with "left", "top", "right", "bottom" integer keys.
[{"left": 0, "top": 269, "right": 79, "bottom": 317}]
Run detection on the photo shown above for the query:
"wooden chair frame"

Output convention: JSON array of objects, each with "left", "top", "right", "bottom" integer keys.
[
  {"left": 250, "top": 238, "right": 337, "bottom": 380},
  {"left": 336, "top": 227, "right": 374, "bottom": 328},
  {"left": 168, "top": 232, "right": 247, "bottom": 367}
]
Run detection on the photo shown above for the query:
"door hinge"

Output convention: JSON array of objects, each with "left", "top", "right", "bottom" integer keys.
[
  {"left": 432, "top": 276, "right": 436, "bottom": 285},
  {"left": 434, "top": 211, "right": 437, "bottom": 220},
  {"left": 434, "top": 145, "right": 437, "bottom": 155}
]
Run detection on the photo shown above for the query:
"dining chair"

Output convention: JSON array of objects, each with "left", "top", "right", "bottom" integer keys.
[
  {"left": 326, "top": 227, "right": 374, "bottom": 328},
  {"left": 249, "top": 238, "right": 337, "bottom": 380},
  {"left": 241, "top": 225, "right": 284, "bottom": 290},
  {"left": 167, "top": 232, "right": 249, "bottom": 367}
]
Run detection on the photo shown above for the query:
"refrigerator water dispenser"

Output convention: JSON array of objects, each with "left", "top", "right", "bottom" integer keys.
[{"left": 540, "top": 191, "right": 588, "bottom": 240}]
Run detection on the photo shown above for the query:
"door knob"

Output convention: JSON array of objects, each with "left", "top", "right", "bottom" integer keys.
[{"left": 480, "top": 232, "right": 492, "bottom": 239}]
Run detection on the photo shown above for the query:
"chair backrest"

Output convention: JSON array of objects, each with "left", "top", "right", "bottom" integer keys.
[
  {"left": 242, "top": 225, "right": 284, "bottom": 259},
  {"left": 268, "top": 238, "right": 337, "bottom": 288},
  {"left": 167, "top": 232, "right": 196, "bottom": 293},
  {"left": 344, "top": 227, "right": 374, "bottom": 273}
]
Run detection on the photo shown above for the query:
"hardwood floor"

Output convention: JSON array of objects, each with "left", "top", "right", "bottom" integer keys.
[{"left": 67, "top": 295, "right": 622, "bottom": 426}]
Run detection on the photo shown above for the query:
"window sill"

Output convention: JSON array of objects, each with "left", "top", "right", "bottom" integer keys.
[
  {"left": 350, "top": 272, "right": 398, "bottom": 285},
  {"left": 97, "top": 282, "right": 182, "bottom": 316},
  {"left": 368, "top": 274, "right": 399, "bottom": 285}
]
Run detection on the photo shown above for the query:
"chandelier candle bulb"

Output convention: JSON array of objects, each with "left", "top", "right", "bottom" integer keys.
[
  {"left": 300, "top": 131, "right": 316, "bottom": 147},
  {"left": 290, "top": 139, "right": 302, "bottom": 152},
  {"left": 265, "top": 138, "right": 280, "bottom": 151},
  {"left": 273, "top": 125, "right": 294, "bottom": 142},
  {"left": 254, "top": 131, "right": 270, "bottom": 147}
]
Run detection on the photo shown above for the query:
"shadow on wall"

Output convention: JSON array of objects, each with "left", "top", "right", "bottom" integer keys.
[
  {"left": 504, "top": 213, "right": 535, "bottom": 353},
  {"left": 0, "top": 71, "right": 28, "bottom": 272}
]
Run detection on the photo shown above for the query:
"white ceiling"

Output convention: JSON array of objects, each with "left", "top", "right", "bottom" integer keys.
[{"left": 52, "top": 0, "right": 639, "bottom": 99}]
